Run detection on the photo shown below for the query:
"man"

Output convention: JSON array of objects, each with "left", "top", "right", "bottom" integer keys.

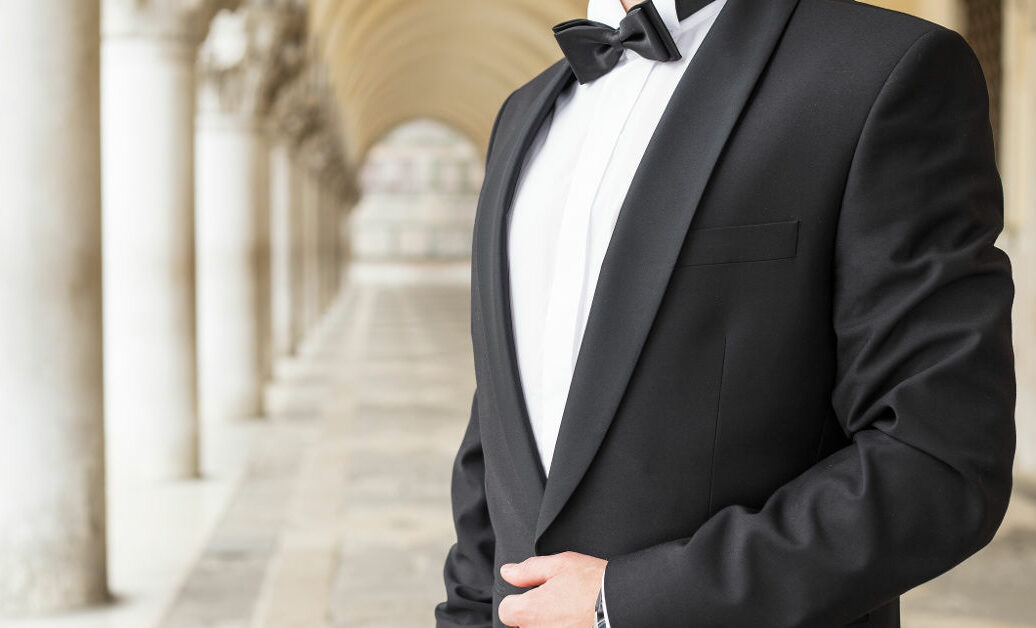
[{"left": 435, "top": 0, "right": 1016, "bottom": 625}]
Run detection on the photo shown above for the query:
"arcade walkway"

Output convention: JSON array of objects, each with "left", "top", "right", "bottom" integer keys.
[
  {"left": 10, "top": 275, "right": 1036, "bottom": 628},
  {"left": 157, "top": 275, "right": 477, "bottom": 627}
]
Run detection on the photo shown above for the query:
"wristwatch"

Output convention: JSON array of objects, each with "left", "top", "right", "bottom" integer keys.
[{"left": 595, "top": 586, "right": 607, "bottom": 628}]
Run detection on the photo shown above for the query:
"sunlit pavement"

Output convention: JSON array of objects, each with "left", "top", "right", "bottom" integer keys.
[
  {"left": 162, "top": 270, "right": 475, "bottom": 628},
  {"left": 6, "top": 270, "right": 1036, "bottom": 628}
]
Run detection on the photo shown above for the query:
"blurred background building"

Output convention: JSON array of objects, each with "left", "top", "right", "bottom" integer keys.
[{"left": 0, "top": 0, "right": 1034, "bottom": 626}]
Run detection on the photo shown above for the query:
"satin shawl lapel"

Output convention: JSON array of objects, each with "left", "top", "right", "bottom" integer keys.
[
  {"left": 534, "top": 0, "right": 801, "bottom": 546},
  {"left": 474, "top": 59, "right": 576, "bottom": 521}
]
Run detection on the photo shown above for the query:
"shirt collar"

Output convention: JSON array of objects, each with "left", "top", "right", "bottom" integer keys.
[{"left": 586, "top": 0, "right": 681, "bottom": 35}]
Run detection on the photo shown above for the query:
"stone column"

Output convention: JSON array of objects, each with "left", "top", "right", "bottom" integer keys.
[
  {"left": 0, "top": 0, "right": 108, "bottom": 612},
  {"left": 296, "top": 127, "right": 349, "bottom": 331},
  {"left": 269, "top": 139, "right": 301, "bottom": 362},
  {"left": 339, "top": 194, "right": 355, "bottom": 291},
  {"left": 1002, "top": 0, "right": 1036, "bottom": 474},
  {"left": 337, "top": 175, "right": 360, "bottom": 291},
  {"left": 266, "top": 57, "right": 344, "bottom": 343},
  {"left": 195, "top": 111, "right": 269, "bottom": 421},
  {"left": 328, "top": 191, "right": 343, "bottom": 303},
  {"left": 195, "top": 4, "right": 300, "bottom": 421},
  {"left": 320, "top": 170, "right": 358, "bottom": 303},
  {"left": 318, "top": 178, "right": 337, "bottom": 312},
  {"left": 268, "top": 62, "right": 314, "bottom": 360},
  {"left": 101, "top": 0, "right": 227, "bottom": 480},
  {"left": 273, "top": 112, "right": 317, "bottom": 352},
  {"left": 290, "top": 151, "right": 310, "bottom": 347},
  {"left": 300, "top": 164, "right": 324, "bottom": 333}
]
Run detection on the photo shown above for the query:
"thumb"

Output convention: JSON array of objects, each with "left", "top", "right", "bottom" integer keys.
[{"left": 499, "top": 555, "right": 560, "bottom": 588}]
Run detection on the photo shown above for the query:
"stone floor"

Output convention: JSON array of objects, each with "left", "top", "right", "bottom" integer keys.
[
  {"left": 7, "top": 273, "right": 1036, "bottom": 627},
  {"left": 162, "top": 276, "right": 476, "bottom": 628}
]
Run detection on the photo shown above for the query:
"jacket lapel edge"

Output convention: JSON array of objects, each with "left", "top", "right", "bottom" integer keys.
[
  {"left": 476, "top": 58, "right": 577, "bottom": 515},
  {"left": 534, "top": 0, "right": 802, "bottom": 546}
]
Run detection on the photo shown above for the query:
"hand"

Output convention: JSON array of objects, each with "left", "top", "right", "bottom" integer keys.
[{"left": 497, "top": 551, "right": 608, "bottom": 627}]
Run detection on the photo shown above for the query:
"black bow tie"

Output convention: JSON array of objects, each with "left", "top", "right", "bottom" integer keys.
[{"left": 552, "top": 0, "right": 682, "bottom": 85}]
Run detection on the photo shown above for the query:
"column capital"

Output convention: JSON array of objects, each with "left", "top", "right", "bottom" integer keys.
[
  {"left": 269, "top": 57, "right": 340, "bottom": 148},
  {"left": 103, "top": 0, "right": 240, "bottom": 45},
  {"left": 313, "top": 149, "right": 359, "bottom": 206},
  {"left": 197, "top": 1, "right": 306, "bottom": 117},
  {"left": 299, "top": 127, "right": 339, "bottom": 174},
  {"left": 323, "top": 154, "right": 359, "bottom": 205},
  {"left": 271, "top": 88, "right": 323, "bottom": 149}
]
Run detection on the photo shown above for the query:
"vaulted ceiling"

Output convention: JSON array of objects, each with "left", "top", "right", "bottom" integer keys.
[
  {"left": 308, "top": 0, "right": 584, "bottom": 163},
  {"left": 307, "top": 0, "right": 950, "bottom": 165}
]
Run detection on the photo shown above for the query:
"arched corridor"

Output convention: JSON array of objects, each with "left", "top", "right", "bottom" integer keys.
[
  {"left": 3, "top": 0, "right": 1036, "bottom": 625},
  {"left": 5, "top": 277, "right": 1036, "bottom": 627}
]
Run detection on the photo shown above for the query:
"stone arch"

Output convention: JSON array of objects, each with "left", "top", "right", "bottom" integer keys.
[{"left": 308, "top": 0, "right": 585, "bottom": 162}]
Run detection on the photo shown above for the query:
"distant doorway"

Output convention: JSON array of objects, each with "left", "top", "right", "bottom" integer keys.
[{"left": 350, "top": 119, "right": 483, "bottom": 265}]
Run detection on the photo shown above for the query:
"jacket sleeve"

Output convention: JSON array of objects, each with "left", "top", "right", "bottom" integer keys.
[
  {"left": 435, "top": 90, "right": 515, "bottom": 627},
  {"left": 601, "top": 27, "right": 1016, "bottom": 627},
  {"left": 435, "top": 391, "right": 497, "bottom": 627}
]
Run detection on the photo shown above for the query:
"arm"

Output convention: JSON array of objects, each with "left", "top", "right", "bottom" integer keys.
[
  {"left": 602, "top": 27, "right": 1016, "bottom": 627},
  {"left": 435, "top": 91, "right": 516, "bottom": 627},
  {"left": 435, "top": 391, "right": 497, "bottom": 627}
]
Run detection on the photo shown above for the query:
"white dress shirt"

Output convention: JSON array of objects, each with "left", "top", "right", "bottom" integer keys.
[
  {"left": 505, "top": 0, "right": 726, "bottom": 623},
  {"left": 507, "top": 0, "right": 726, "bottom": 475}
]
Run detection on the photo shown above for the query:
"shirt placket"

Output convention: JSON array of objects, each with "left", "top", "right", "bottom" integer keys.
[{"left": 536, "top": 56, "right": 656, "bottom": 475}]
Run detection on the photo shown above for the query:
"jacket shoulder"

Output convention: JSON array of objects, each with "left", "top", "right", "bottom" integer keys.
[
  {"left": 509, "top": 57, "right": 569, "bottom": 105},
  {"left": 781, "top": 0, "right": 976, "bottom": 101},
  {"left": 489, "top": 57, "right": 568, "bottom": 146},
  {"left": 792, "top": 0, "right": 955, "bottom": 59},
  {"left": 801, "top": 0, "right": 943, "bottom": 33}
]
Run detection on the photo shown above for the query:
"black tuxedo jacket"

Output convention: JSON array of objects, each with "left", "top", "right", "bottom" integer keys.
[{"left": 436, "top": 0, "right": 1016, "bottom": 626}]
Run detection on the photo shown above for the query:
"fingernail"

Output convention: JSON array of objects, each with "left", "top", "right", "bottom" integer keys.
[{"left": 501, "top": 563, "right": 516, "bottom": 574}]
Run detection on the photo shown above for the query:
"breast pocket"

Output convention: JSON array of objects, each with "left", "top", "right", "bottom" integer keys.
[{"left": 674, "top": 219, "right": 800, "bottom": 267}]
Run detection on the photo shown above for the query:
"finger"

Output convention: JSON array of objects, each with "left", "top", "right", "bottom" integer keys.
[
  {"left": 500, "top": 554, "right": 564, "bottom": 587},
  {"left": 498, "top": 592, "right": 538, "bottom": 627}
]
